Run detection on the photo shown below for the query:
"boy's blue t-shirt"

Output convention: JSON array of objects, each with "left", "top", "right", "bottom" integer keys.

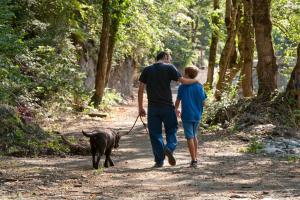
[{"left": 177, "top": 83, "right": 207, "bottom": 122}]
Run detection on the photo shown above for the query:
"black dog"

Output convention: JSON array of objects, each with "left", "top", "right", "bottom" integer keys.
[{"left": 82, "top": 129, "right": 120, "bottom": 169}]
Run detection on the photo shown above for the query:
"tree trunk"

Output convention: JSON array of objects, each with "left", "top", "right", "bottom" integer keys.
[
  {"left": 286, "top": 43, "right": 300, "bottom": 108},
  {"left": 215, "top": 0, "right": 240, "bottom": 100},
  {"left": 286, "top": 44, "right": 300, "bottom": 91},
  {"left": 91, "top": 0, "right": 111, "bottom": 106},
  {"left": 226, "top": 43, "right": 240, "bottom": 85},
  {"left": 253, "top": 0, "right": 277, "bottom": 97},
  {"left": 105, "top": 23, "right": 118, "bottom": 87},
  {"left": 108, "top": 56, "right": 137, "bottom": 97},
  {"left": 240, "top": 0, "right": 254, "bottom": 97},
  {"left": 105, "top": 2, "right": 123, "bottom": 86},
  {"left": 206, "top": 0, "right": 220, "bottom": 89}
]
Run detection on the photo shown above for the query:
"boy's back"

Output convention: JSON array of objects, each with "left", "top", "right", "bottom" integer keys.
[{"left": 177, "top": 83, "right": 206, "bottom": 122}]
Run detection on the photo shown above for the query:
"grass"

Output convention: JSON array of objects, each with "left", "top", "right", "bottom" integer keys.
[{"left": 240, "top": 137, "right": 264, "bottom": 154}]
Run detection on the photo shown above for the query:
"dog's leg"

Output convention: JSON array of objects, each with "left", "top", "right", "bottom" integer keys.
[
  {"left": 95, "top": 151, "right": 101, "bottom": 169},
  {"left": 104, "top": 149, "right": 110, "bottom": 168},
  {"left": 105, "top": 149, "right": 114, "bottom": 167},
  {"left": 104, "top": 157, "right": 109, "bottom": 168},
  {"left": 91, "top": 146, "right": 97, "bottom": 169}
]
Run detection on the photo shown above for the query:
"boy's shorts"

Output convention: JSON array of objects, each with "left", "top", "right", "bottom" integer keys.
[{"left": 182, "top": 121, "right": 200, "bottom": 139}]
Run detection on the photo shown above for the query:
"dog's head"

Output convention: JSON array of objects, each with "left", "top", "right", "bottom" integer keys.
[{"left": 114, "top": 132, "right": 121, "bottom": 149}]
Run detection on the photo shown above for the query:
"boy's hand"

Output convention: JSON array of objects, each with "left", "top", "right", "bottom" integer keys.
[
  {"left": 139, "top": 107, "right": 146, "bottom": 117},
  {"left": 175, "top": 109, "right": 181, "bottom": 117}
]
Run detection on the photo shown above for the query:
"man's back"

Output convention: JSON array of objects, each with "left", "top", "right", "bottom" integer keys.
[{"left": 139, "top": 63, "right": 181, "bottom": 106}]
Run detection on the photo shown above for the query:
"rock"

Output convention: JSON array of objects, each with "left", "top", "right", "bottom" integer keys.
[
  {"left": 230, "top": 194, "right": 244, "bottom": 198},
  {"left": 291, "top": 148, "right": 300, "bottom": 154},
  {"left": 88, "top": 113, "right": 108, "bottom": 118},
  {"left": 262, "top": 144, "right": 285, "bottom": 154},
  {"left": 254, "top": 124, "right": 276, "bottom": 133},
  {"left": 282, "top": 139, "right": 300, "bottom": 147}
]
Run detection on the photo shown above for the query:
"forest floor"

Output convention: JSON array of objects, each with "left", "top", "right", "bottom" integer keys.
[{"left": 1, "top": 87, "right": 300, "bottom": 200}]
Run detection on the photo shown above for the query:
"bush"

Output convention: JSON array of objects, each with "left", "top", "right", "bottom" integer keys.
[{"left": 0, "top": 104, "right": 69, "bottom": 156}]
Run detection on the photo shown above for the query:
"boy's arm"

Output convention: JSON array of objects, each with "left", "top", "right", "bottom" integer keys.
[
  {"left": 138, "top": 82, "right": 146, "bottom": 117},
  {"left": 178, "top": 77, "right": 198, "bottom": 85},
  {"left": 175, "top": 99, "right": 181, "bottom": 117}
]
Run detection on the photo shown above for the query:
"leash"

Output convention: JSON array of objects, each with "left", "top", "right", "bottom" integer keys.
[{"left": 126, "top": 115, "right": 149, "bottom": 135}]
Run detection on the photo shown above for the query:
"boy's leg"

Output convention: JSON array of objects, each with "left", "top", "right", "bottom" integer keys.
[
  {"left": 193, "top": 137, "right": 198, "bottom": 161},
  {"left": 182, "top": 122, "right": 196, "bottom": 161},
  {"left": 148, "top": 106, "right": 164, "bottom": 166},
  {"left": 187, "top": 138, "right": 196, "bottom": 161},
  {"left": 193, "top": 122, "right": 200, "bottom": 161}
]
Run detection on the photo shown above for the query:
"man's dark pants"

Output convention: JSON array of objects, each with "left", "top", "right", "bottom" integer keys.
[{"left": 147, "top": 105, "right": 178, "bottom": 165}]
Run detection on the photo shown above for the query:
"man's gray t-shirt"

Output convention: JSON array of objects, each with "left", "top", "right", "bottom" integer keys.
[{"left": 139, "top": 63, "right": 182, "bottom": 106}]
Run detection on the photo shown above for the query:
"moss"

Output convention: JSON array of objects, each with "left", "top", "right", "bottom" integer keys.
[{"left": 0, "top": 104, "right": 70, "bottom": 156}]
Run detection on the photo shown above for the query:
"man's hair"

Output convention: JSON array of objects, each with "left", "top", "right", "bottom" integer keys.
[
  {"left": 156, "top": 51, "right": 169, "bottom": 61},
  {"left": 184, "top": 66, "right": 199, "bottom": 79}
]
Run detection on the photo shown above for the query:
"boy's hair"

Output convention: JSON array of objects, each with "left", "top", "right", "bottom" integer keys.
[
  {"left": 156, "top": 51, "right": 169, "bottom": 61},
  {"left": 184, "top": 66, "right": 199, "bottom": 79}
]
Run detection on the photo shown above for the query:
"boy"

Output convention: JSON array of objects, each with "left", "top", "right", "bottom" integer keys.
[{"left": 175, "top": 66, "right": 207, "bottom": 168}]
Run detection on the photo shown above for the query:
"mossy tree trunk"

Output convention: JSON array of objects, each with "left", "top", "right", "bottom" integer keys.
[
  {"left": 108, "top": 56, "right": 137, "bottom": 97},
  {"left": 215, "top": 0, "right": 240, "bottom": 100},
  {"left": 206, "top": 0, "right": 220, "bottom": 89},
  {"left": 253, "top": 0, "right": 278, "bottom": 97},
  {"left": 105, "top": 1, "right": 124, "bottom": 86},
  {"left": 240, "top": 0, "right": 254, "bottom": 97},
  {"left": 91, "top": 0, "right": 111, "bottom": 106},
  {"left": 286, "top": 43, "right": 300, "bottom": 108}
]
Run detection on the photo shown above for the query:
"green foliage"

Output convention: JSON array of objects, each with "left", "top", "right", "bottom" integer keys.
[
  {"left": 287, "top": 155, "right": 300, "bottom": 163},
  {"left": 240, "top": 137, "right": 264, "bottom": 154},
  {"left": 99, "top": 89, "right": 122, "bottom": 111},
  {"left": 0, "top": 0, "right": 24, "bottom": 57},
  {"left": 0, "top": 0, "right": 92, "bottom": 110},
  {"left": 0, "top": 104, "right": 69, "bottom": 156},
  {"left": 272, "top": 0, "right": 300, "bottom": 67}
]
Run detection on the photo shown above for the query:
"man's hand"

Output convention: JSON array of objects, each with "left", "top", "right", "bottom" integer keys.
[
  {"left": 175, "top": 109, "right": 181, "bottom": 117},
  {"left": 139, "top": 107, "right": 146, "bottom": 117},
  {"left": 138, "top": 82, "right": 146, "bottom": 117}
]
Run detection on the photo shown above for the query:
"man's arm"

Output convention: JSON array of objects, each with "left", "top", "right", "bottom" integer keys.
[
  {"left": 138, "top": 82, "right": 146, "bottom": 117},
  {"left": 169, "top": 65, "right": 197, "bottom": 85},
  {"left": 178, "top": 77, "right": 198, "bottom": 85}
]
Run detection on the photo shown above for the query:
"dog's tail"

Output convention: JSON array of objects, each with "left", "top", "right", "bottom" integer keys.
[{"left": 82, "top": 130, "right": 97, "bottom": 137}]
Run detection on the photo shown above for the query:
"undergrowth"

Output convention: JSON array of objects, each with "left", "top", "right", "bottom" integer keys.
[{"left": 0, "top": 104, "right": 70, "bottom": 156}]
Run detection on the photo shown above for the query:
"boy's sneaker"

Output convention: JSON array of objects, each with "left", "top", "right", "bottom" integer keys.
[
  {"left": 190, "top": 160, "right": 198, "bottom": 168},
  {"left": 164, "top": 148, "right": 176, "bottom": 166}
]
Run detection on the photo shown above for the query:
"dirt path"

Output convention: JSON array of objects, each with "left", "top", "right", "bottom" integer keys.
[{"left": 1, "top": 92, "right": 300, "bottom": 199}]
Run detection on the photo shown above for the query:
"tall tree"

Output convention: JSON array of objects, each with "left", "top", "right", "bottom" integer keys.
[
  {"left": 91, "top": 0, "right": 111, "bottom": 106},
  {"left": 215, "top": 0, "right": 240, "bottom": 100},
  {"left": 286, "top": 43, "right": 300, "bottom": 108},
  {"left": 206, "top": 0, "right": 220, "bottom": 89},
  {"left": 253, "top": 0, "right": 277, "bottom": 97},
  {"left": 240, "top": 0, "right": 254, "bottom": 97},
  {"left": 105, "top": 0, "right": 128, "bottom": 86}
]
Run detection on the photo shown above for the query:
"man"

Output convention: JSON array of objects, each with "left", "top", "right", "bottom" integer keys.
[{"left": 138, "top": 51, "right": 198, "bottom": 168}]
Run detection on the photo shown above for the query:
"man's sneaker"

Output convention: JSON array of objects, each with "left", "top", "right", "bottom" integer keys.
[
  {"left": 152, "top": 162, "right": 163, "bottom": 168},
  {"left": 164, "top": 148, "right": 176, "bottom": 166},
  {"left": 190, "top": 160, "right": 198, "bottom": 168}
]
